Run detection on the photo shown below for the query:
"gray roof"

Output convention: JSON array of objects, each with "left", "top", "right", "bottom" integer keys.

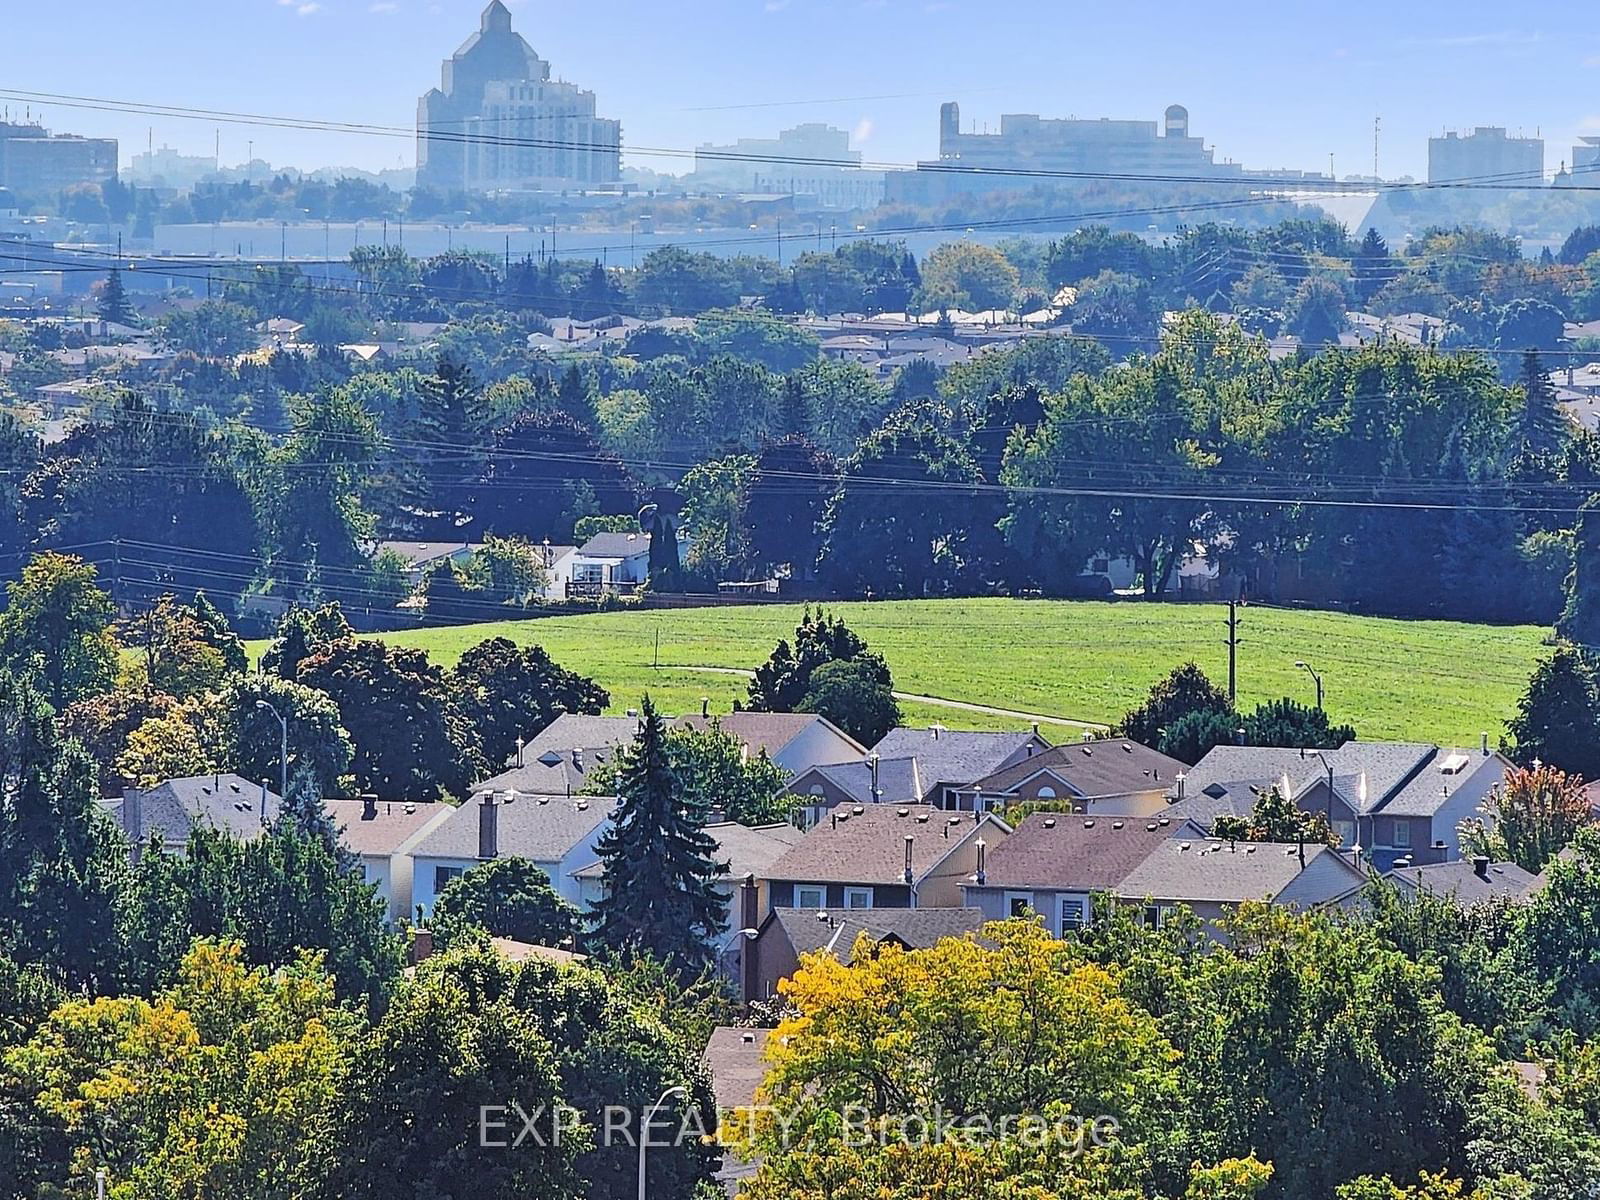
[
  {"left": 1381, "top": 750, "right": 1508, "bottom": 817},
  {"left": 325, "top": 799, "right": 450, "bottom": 858},
  {"left": 872, "top": 727, "right": 1047, "bottom": 796},
  {"left": 1117, "top": 839, "right": 1361, "bottom": 905},
  {"left": 115, "top": 775, "right": 283, "bottom": 847},
  {"left": 673, "top": 711, "right": 861, "bottom": 760},
  {"left": 474, "top": 713, "right": 641, "bottom": 790},
  {"left": 764, "top": 804, "right": 999, "bottom": 886},
  {"left": 1385, "top": 859, "right": 1542, "bottom": 901},
  {"left": 974, "top": 739, "right": 1184, "bottom": 798},
  {"left": 576, "top": 531, "right": 650, "bottom": 559},
  {"left": 977, "top": 813, "right": 1174, "bottom": 891},
  {"left": 410, "top": 793, "right": 610, "bottom": 863},
  {"left": 789, "top": 757, "right": 924, "bottom": 806},
  {"left": 703, "top": 1028, "right": 772, "bottom": 1112},
  {"left": 771, "top": 906, "right": 987, "bottom": 957},
  {"left": 575, "top": 821, "right": 802, "bottom": 881}
]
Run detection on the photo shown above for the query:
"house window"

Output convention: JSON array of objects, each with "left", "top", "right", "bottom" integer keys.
[
  {"left": 1143, "top": 904, "right": 1170, "bottom": 930},
  {"left": 796, "top": 886, "right": 826, "bottom": 910},
  {"left": 1392, "top": 820, "right": 1412, "bottom": 848},
  {"left": 434, "top": 865, "right": 464, "bottom": 893},
  {"left": 844, "top": 887, "right": 874, "bottom": 909},
  {"left": 1332, "top": 820, "right": 1356, "bottom": 848},
  {"left": 1036, "top": 786, "right": 1057, "bottom": 801},
  {"left": 1005, "top": 891, "right": 1034, "bottom": 919},
  {"left": 1059, "top": 897, "right": 1087, "bottom": 933},
  {"left": 1091, "top": 557, "right": 1110, "bottom": 574}
]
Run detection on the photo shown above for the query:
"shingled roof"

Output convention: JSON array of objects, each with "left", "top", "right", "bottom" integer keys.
[
  {"left": 764, "top": 804, "right": 1000, "bottom": 885},
  {"left": 973, "top": 739, "right": 1184, "bottom": 798},
  {"left": 771, "top": 906, "right": 988, "bottom": 957},
  {"left": 977, "top": 812, "right": 1174, "bottom": 891}
]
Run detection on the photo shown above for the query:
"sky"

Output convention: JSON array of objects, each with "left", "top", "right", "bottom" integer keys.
[{"left": 4, "top": 0, "right": 1600, "bottom": 183}]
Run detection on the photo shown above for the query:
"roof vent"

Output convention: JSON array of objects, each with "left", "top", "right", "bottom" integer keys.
[
  {"left": 577, "top": 800, "right": 589, "bottom": 811},
  {"left": 229, "top": 783, "right": 241, "bottom": 793},
  {"left": 538, "top": 796, "right": 549, "bottom": 805},
  {"left": 741, "top": 1032, "right": 755, "bottom": 1044},
  {"left": 896, "top": 808, "right": 909, "bottom": 818},
  {"left": 852, "top": 806, "right": 865, "bottom": 816},
  {"left": 1146, "top": 822, "right": 1158, "bottom": 831},
  {"left": 1439, "top": 753, "right": 1471, "bottom": 776},
  {"left": 404, "top": 802, "right": 415, "bottom": 814},
  {"left": 1245, "top": 845, "right": 1256, "bottom": 853},
  {"left": 538, "top": 751, "right": 563, "bottom": 767},
  {"left": 1042, "top": 817, "right": 1057, "bottom": 829},
  {"left": 915, "top": 814, "right": 929, "bottom": 824},
  {"left": 1081, "top": 745, "right": 1093, "bottom": 756},
  {"left": 1083, "top": 819, "right": 1095, "bottom": 829},
  {"left": 1112, "top": 820, "right": 1125, "bottom": 829},
  {"left": 1158, "top": 817, "right": 1171, "bottom": 827},
  {"left": 1179, "top": 842, "right": 1192, "bottom": 852},
  {"left": 1122, "top": 743, "right": 1133, "bottom": 753}
]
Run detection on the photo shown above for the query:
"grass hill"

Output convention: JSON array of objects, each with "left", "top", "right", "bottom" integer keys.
[{"left": 289, "top": 599, "right": 1550, "bottom": 748}]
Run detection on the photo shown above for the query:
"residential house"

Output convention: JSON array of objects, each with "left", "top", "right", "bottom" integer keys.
[
  {"left": 741, "top": 905, "right": 987, "bottom": 1002},
  {"left": 407, "top": 790, "right": 612, "bottom": 914},
  {"left": 375, "top": 540, "right": 482, "bottom": 585},
  {"left": 1115, "top": 838, "right": 1369, "bottom": 934},
  {"left": 474, "top": 713, "right": 644, "bottom": 793},
  {"left": 961, "top": 812, "right": 1177, "bottom": 934},
  {"left": 1383, "top": 856, "right": 1544, "bottom": 904},
  {"left": 102, "top": 774, "right": 282, "bottom": 860},
  {"left": 564, "top": 531, "right": 656, "bottom": 597},
  {"left": 761, "top": 802, "right": 1011, "bottom": 913},
  {"left": 704, "top": 1026, "right": 774, "bottom": 1193},
  {"left": 870, "top": 725, "right": 1052, "bottom": 810},
  {"left": 961, "top": 738, "right": 1186, "bottom": 817},
  {"left": 1165, "top": 740, "right": 1513, "bottom": 871},
  {"left": 673, "top": 709, "right": 867, "bottom": 778},
  {"left": 783, "top": 756, "right": 924, "bottom": 827},
  {"left": 325, "top": 795, "right": 454, "bottom": 924}
]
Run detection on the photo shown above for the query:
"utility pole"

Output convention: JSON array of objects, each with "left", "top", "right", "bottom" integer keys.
[
  {"left": 1225, "top": 599, "right": 1241, "bottom": 705},
  {"left": 1373, "top": 116, "right": 1381, "bottom": 185}
]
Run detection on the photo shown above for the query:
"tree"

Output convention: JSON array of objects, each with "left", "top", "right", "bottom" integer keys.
[
  {"left": 798, "top": 658, "right": 901, "bottom": 747},
  {"left": 1159, "top": 707, "right": 1242, "bottom": 765},
  {"left": 118, "top": 594, "right": 230, "bottom": 699},
  {"left": 261, "top": 601, "right": 355, "bottom": 681},
  {"left": 0, "top": 671, "right": 124, "bottom": 989},
  {"left": 431, "top": 858, "right": 579, "bottom": 949},
  {"left": 646, "top": 508, "right": 683, "bottom": 590},
  {"left": 1495, "top": 298, "right": 1566, "bottom": 355},
  {"left": 1213, "top": 785, "right": 1336, "bottom": 846},
  {"left": 1352, "top": 227, "right": 1392, "bottom": 306},
  {"left": 914, "top": 240, "right": 1021, "bottom": 313},
  {"left": 473, "top": 411, "right": 639, "bottom": 543},
  {"left": 96, "top": 266, "right": 135, "bottom": 326},
  {"left": 267, "top": 388, "right": 382, "bottom": 593},
  {"left": 1119, "top": 663, "right": 1235, "bottom": 749},
  {"left": 1241, "top": 697, "right": 1357, "bottom": 750},
  {"left": 1287, "top": 276, "right": 1349, "bottom": 346},
  {"left": 60, "top": 686, "right": 180, "bottom": 795},
  {"left": 188, "top": 590, "right": 248, "bottom": 675},
  {"left": 1516, "top": 350, "right": 1568, "bottom": 458},
  {"left": 154, "top": 300, "right": 256, "bottom": 357},
  {"left": 588, "top": 721, "right": 794, "bottom": 827},
  {"left": 115, "top": 707, "right": 213, "bottom": 788},
  {"left": 215, "top": 674, "right": 355, "bottom": 799},
  {"left": 1459, "top": 763, "right": 1592, "bottom": 873},
  {"left": 591, "top": 698, "right": 726, "bottom": 973},
  {"left": 1516, "top": 827, "right": 1600, "bottom": 1035},
  {"left": 450, "top": 637, "right": 609, "bottom": 772},
  {"left": 297, "top": 638, "right": 481, "bottom": 802},
  {"left": 744, "top": 436, "right": 835, "bottom": 577},
  {"left": 1503, "top": 644, "right": 1600, "bottom": 780},
  {"left": 0, "top": 552, "right": 118, "bottom": 710},
  {"left": 749, "top": 610, "right": 895, "bottom": 718}
]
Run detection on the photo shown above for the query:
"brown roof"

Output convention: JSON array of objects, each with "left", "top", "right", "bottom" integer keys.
[
  {"left": 771, "top": 906, "right": 988, "bottom": 956},
  {"left": 673, "top": 711, "right": 862, "bottom": 758},
  {"left": 978, "top": 813, "right": 1174, "bottom": 891},
  {"left": 973, "top": 739, "right": 1185, "bottom": 798},
  {"left": 1116, "top": 839, "right": 1363, "bottom": 904},
  {"left": 489, "top": 938, "right": 588, "bottom": 966},
  {"left": 326, "top": 799, "right": 451, "bottom": 858},
  {"left": 703, "top": 1027, "right": 772, "bottom": 1111},
  {"left": 763, "top": 804, "right": 999, "bottom": 886}
]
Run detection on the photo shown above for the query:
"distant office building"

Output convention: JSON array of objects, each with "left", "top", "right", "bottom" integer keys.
[
  {"left": 1428, "top": 127, "right": 1543, "bottom": 185},
  {"left": 689, "top": 123, "right": 882, "bottom": 208},
  {"left": 886, "top": 101, "right": 1244, "bottom": 205},
  {"left": 0, "top": 121, "right": 117, "bottom": 197},
  {"left": 126, "top": 145, "right": 219, "bottom": 191},
  {"left": 1556, "top": 136, "right": 1600, "bottom": 187},
  {"left": 416, "top": 0, "right": 621, "bottom": 194}
]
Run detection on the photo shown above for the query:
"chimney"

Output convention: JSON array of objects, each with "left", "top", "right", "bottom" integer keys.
[
  {"left": 741, "top": 872, "right": 759, "bottom": 931},
  {"left": 1031, "top": 721, "right": 1040, "bottom": 738},
  {"left": 410, "top": 928, "right": 434, "bottom": 965},
  {"left": 869, "top": 753, "right": 882, "bottom": 805},
  {"left": 362, "top": 794, "right": 378, "bottom": 820},
  {"left": 122, "top": 787, "right": 144, "bottom": 861},
  {"left": 1481, "top": 732, "right": 1489, "bottom": 756},
  {"left": 478, "top": 792, "right": 499, "bottom": 860},
  {"left": 701, "top": 696, "right": 710, "bottom": 719},
  {"left": 1175, "top": 772, "right": 1186, "bottom": 801},
  {"left": 260, "top": 778, "right": 270, "bottom": 828},
  {"left": 1473, "top": 855, "right": 1490, "bottom": 879},
  {"left": 975, "top": 837, "right": 987, "bottom": 885},
  {"left": 831, "top": 812, "right": 838, "bottom": 830},
  {"left": 903, "top": 834, "right": 914, "bottom": 885},
  {"left": 516, "top": 736, "right": 525, "bottom": 768},
  {"left": 930, "top": 725, "right": 941, "bottom": 741}
]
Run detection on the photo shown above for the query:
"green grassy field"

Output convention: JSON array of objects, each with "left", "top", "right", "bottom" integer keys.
[{"left": 276, "top": 599, "right": 1552, "bottom": 748}]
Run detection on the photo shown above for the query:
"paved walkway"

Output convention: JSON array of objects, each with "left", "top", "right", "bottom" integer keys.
[{"left": 676, "top": 665, "right": 1109, "bottom": 732}]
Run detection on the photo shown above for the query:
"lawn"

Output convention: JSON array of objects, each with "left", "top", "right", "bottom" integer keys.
[{"left": 293, "top": 599, "right": 1552, "bottom": 748}]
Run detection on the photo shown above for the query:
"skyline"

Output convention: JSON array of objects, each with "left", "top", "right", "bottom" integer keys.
[{"left": 5, "top": 1, "right": 1600, "bottom": 184}]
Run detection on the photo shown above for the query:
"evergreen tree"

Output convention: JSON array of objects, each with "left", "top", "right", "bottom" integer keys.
[
  {"left": 555, "top": 363, "right": 597, "bottom": 429},
  {"left": 647, "top": 510, "right": 682, "bottom": 589},
  {"left": 1352, "top": 227, "right": 1390, "bottom": 305},
  {"left": 1504, "top": 642, "right": 1600, "bottom": 780},
  {"left": 417, "top": 353, "right": 481, "bottom": 448},
  {"left": 591, "top": 698, "right": 726, "bottom": 973},
  {"left": 1517, "top": 349, "right": 1568, "bottom": 458},
  {"left": 1559, "top": 496, "right": 1600, "bottom": 651},
  {"left": 97, "top": 266, "right": 135, "bottom": 326}
]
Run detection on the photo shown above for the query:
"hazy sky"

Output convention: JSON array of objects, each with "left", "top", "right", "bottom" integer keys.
[{"left": 5, "top": 0, "right": 1599, "bottom": 182}]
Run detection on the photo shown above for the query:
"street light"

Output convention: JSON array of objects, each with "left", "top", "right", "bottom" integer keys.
[
  {"left": 639, "top": 1084, "right": 688, "bottom": 1200},
  {"left": 1294, "top": 660, "right": 1324, "bottom": 711},
  {"left": 255, "top": 699, "right": 288, "bottom": 802}
]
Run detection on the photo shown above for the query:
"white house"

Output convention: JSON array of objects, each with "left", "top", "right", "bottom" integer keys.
[
  {"left": 407, "top": 790, "right": 613, "bottom": 914},
  {"left": 325, "top": 796, "right": 454, "bottom": 925},
  {"left": 672, "top": 710, "right": 867, "bottom": 779}
]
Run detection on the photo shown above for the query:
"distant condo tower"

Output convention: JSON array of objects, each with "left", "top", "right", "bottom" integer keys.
[{"left": 416, "top": 0, "right": 621, "bottom": 195}]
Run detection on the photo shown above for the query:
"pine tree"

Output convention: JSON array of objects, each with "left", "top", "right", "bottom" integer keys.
[
  {"left": 417, "top": 354, "right": 480, "bottom": 447},
  {"left": 1517, "top": 349, "right": 1567, "bottom": 458},
  {"left": 591, "top": 697, "right": 726, "bottom": 972},
  {"left": 97, "top": 267, "right": 135, "bottom": 327},
  {"left": 556, "top": 363, "right": 597, "bottom": 430},
  {"left": 1559, "top": 496, "right": 1600, "bottom": 651},
  {"left": 1352, "top": 227, "right": 1390, "bottom": 306}
]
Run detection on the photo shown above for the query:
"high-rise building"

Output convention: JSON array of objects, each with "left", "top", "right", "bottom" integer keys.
[
  {"left": 688, "top": 124, "right": 882, "bottom": 208},
  {"left": 416, "top": 1, "right": 621, "bottom": 194},
  {"left": 0, "top": 121, "right": 117, "bottom": 197},
  {"left": 1427, "top": 127, "right": 1544, "bottom": 185}
]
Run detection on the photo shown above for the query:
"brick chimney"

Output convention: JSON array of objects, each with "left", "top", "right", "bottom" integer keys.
[{"left": 478, "top": 792, "right": 499, "bottom": 860}]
